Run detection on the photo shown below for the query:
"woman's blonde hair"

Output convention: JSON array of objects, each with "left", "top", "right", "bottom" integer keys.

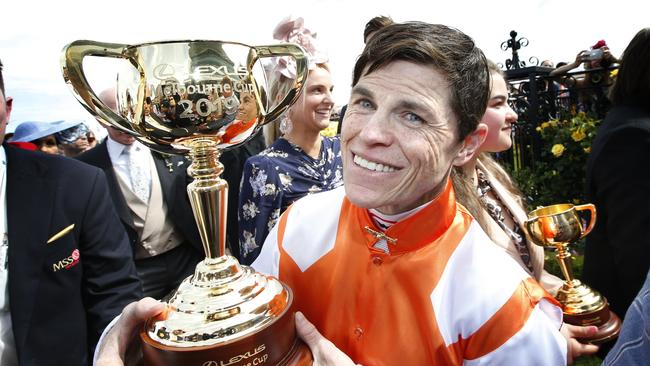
[{"left": 263, "top": 62, "right": 330, "bottom": 146}]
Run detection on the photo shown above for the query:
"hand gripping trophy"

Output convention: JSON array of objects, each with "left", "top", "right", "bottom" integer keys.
[
  {"left": 525, "top": 203, "right": 621, "bottom": 344},
  {"left": 62, "top": 40, "right": 312, "bottom": 365}
]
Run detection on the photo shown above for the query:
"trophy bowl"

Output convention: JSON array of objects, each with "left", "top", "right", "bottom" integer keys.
[
  {"left": 526, "top": 203, "right": 621, "bottom": 344},
  {"left": 61, "top": 40, "right": 312, "bottom": 365}
]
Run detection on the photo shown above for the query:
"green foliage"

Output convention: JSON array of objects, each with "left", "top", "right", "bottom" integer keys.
[
  {"left": 507, "top": 112, "right": 602, "bottom": 208},
  {"left": 575, "top": 356, "right": 603, "bottom": 365}
]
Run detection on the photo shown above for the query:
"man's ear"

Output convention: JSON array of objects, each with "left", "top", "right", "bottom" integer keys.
[
  {"left": 5, "top": 96, "right": 13, "bottom": 119},
  {"left": 452, "top": 123, "right": 487, "bottom": 167}
]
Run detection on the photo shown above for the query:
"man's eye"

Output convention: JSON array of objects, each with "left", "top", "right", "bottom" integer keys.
[
  {"left": 359, "top": 99, "right": 372, "bottom": 109},
  {"left": 403, "top": 112, "right": 424, "bottom": 125}
]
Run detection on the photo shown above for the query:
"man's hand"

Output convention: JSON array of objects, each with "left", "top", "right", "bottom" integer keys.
[
  {"left": 295, "top": 312, "right": 359, "bottom": 366},
  {"left": 95, "top": 298, "right": 166, "bottom": 366},
  {"left": 560, "top": 323, "right": 599, "bottom": 365}
]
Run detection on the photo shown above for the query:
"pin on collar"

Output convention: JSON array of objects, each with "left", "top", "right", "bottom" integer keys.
[{"left": 364, "top": 226, "right": 397, "bottom": 245}]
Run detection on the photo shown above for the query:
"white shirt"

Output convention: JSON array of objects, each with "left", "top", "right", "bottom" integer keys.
[
  {"left": 0, "top": 146, "right": 18, "bottom": 365},
  {"left": 106, "top": 137, "right": 152, "bottom": 197}
]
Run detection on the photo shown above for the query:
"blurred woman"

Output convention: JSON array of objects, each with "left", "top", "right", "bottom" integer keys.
[
  {"left": 237, "top": 17, "right": 343, "bottom": 264},
  {"left": 9, "top": 120, "right": 81, "bottom": 155},
  {"left": 56, "top": 122, "right": 92, "bottom": 157}
]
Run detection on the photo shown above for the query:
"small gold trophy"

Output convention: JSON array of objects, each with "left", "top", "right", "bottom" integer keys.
[
  {"left": 61, "top": 40, "right": 312, "bottom": 365},
  {"left": 525, "top": 203, "right": 621, "bottom": 344}
]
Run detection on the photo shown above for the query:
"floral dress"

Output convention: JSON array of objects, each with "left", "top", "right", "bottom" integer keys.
[{"left": 237, "top": 136, "right": 343, "bottom": 264}]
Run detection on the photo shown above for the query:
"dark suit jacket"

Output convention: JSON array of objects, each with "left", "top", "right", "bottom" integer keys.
[
  {"left": 77, "top": 141, "right": 203, "bottom": 256},
  {"left": 584, "top": 105, "right": 650, "bottom": 318},
  {"left": 5, "top": 145, "right": 142, "bottom": 366}
]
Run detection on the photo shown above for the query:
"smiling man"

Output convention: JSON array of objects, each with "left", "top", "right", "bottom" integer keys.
[
  {"left": 251, "top": 22, "right": 567, "bottom": 364},
  {"left": 95, "top": 21, "right": 567, "bottom": 366}
]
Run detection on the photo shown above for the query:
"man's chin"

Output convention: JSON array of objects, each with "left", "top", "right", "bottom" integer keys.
[{"left": 344, "top": 184, "right": 383, "bottom": 210}]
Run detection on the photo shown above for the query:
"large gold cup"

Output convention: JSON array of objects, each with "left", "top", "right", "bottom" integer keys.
[
  {"left": 526, "top": 203, "right": 620, "bottom": 344},
  {"left": 61, "top": 40, "right": 312, "bottom": 365}
]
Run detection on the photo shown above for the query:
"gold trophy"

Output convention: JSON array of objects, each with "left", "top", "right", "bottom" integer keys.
[
  {"left": 525, "top": 203, "right": 621, "bottom": 344},
  {"left": 61, "top": 40, "right": 312, "bottom": 365}
]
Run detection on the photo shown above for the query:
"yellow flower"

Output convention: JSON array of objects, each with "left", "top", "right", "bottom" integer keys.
[
  {"left": 319, "top": 122, "right": 339, "bottom": 137},
  {"left": 584, "top": 146, "right": 592, "bottom": 153},
  {"left": 536, "top": 126, "right": 542, "bottom": 132},
  {"left": 541, "top": 122, "right": 550, "bottom": 129},
  {"left": 571, "top": 129, "right": 586, "bottom": 142},
  {"left": 551, "top": 144, "right": 565, "bottom": 157}
]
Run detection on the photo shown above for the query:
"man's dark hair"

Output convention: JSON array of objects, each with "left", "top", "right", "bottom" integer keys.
[
  {"left": 364, "top": 16, "right": 394, "bottom": 43},
  {"left": 0, "top": 59, "right": 5, "bottom": 96},
  {"left": 353, "top": 22, "right": 489, "bottom": 141},
  {"left": 609, "top": 28, "right": 650, "bottom": 107}
]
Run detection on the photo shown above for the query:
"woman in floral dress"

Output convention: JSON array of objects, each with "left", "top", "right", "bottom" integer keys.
[{"left": 237, "top": 17, "right": 343, "bottom": 264}]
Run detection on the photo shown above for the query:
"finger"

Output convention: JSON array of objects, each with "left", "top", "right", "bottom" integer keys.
[
  {"left": 570, "top": 339, "right": 599, "bottom": 358},
  {"left": 295, "top": 311, "right": 325, "bottom": 350},
  {"left": 121, "top": 297, "right": 166, "bottom": 330},
  {"left": 563, "top": 324, "right": 598, "bottom": 338},
  {"left": 295, "top": 312, "right": 357, "bottom": 366},
  {"left": 115, "top": 297, "right": 166, "bottom": 357}
]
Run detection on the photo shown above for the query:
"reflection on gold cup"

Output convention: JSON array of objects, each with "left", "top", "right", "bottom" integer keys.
[
  {"left": 61, "top": 40, "right": 312, "bottom": 365},
  {"left": 526, "top": 203, "right": 621, "bottom": 344}
]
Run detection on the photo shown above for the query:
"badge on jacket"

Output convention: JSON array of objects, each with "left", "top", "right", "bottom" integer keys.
[{"left": 52, "top": 249, "right": 80, "bottom": 272}]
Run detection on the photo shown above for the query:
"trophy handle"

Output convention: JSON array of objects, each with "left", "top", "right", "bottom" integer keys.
[
  {"left": 253, "top": 44, "right": 309, "bottom": 123},
  {"left": 524, "top": 217, "right": 541, "bottom": 246},
  {"left": 61, "top": 40, "right": 140, "bottom": 135},
  {"left": 574, "top": 203, "right": 597, "bottom": 238}
]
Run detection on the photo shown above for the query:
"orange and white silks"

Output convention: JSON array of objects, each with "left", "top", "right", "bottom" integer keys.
[{"left": 252, "top": 181, "right": 567, "bottom": 365}]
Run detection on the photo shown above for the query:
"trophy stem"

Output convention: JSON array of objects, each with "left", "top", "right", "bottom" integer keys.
[
  {"left": 555, "top": 244, "right": 577, "bottom": 286},
  {"left": 187, "top": 139, "right": 227, "bottom": 260}
]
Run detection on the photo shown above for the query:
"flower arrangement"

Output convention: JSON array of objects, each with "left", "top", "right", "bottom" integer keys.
[{"left": 508, "top": 112, "right": 602, "bottom": 208}]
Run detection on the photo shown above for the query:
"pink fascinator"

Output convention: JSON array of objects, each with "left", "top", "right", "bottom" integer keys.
[{"left": 270, "top": 16, "right": 328, "bottom": 79}]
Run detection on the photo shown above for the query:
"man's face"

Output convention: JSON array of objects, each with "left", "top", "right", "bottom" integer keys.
[
  {"left": 342, "top": 60, "right": 474, "bottom": 214},
  {"left": 236, "top": 92, "right": 258, "bottom": 122},
  {"left": 0, "top": 90, "right": 13, "bottom": 145},
  {"left": 106, "top": 126, "right": 135, "bottom": 145}
]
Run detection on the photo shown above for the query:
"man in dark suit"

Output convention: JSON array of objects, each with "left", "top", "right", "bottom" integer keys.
[
  {"left": 77, "top": 88, "right": 204, "bottom": 300},
  {"left": 0, "top": 60, "right": 142, "bottom": 365},
  {"left": 583, "top": 29, "right": 650, "bottom": 352}
]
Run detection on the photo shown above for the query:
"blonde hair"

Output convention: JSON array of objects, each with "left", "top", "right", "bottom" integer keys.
[
  {"left": 263, "top": 63, "right": 330, "bottom": 146},
  {"left": 452, "top": 153, "right": 526, "bottom": 235}
]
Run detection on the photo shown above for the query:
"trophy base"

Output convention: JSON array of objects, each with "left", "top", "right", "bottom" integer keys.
[
  {"left": 564, "top": 307, "right": 622, "bottom": 345},
  {"left": 141, "top": 336, "right": 312, "bottom": 366},
  {"left": 140, "top": 302, "right": 313, "bottom": 366}
]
